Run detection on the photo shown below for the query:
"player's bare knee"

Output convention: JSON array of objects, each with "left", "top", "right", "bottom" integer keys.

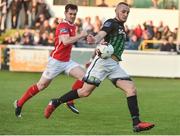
[
  {"left": 83, "top": 91, "right": 91, "bottom": 97},
  {"left": 78, "top": 90, "right": 91, "bottom": 97},
  {"left": 126, "top": 88, "right": 136, "bottom": 96},
  {"left": 129, "top": 89, "right": 136, "bottom": 96},
  {"left": 37, "top": 83, "right": 48, "bottom": 91}
]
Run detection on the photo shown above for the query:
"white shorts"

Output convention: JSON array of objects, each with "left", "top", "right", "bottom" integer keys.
[
  {"left": 84, "top": 55, "right": 130, "bottom": 84},
  {"left": 42, "top": 57, "right": 80, "bottom": 79}
]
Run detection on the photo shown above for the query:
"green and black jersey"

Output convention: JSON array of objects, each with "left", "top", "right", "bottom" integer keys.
[{"left": 101, "top": 18, "right": 127, "bottom": 61}]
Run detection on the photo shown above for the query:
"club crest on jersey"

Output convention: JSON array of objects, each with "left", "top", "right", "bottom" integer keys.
[
  {"left": 60, "top": 28, "right": 69, "bottom": 33},
  {"left": 104, "top": 21, "right": 112, "bottom": 27}
]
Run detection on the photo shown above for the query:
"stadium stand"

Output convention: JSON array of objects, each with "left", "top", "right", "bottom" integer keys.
[{"left": 0, "top": 0, "right": 179, "bottom": 71}]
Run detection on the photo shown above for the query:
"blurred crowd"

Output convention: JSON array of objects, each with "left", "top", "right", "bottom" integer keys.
[
  {"left": 0, "top": 0, "right": 51, "bottom": 34},
  {"left": 2, "top": 15, "right": 178, "bottom": 52},
  {"left": 0, "top": 0, "right": 178, "bottom": 52},
  {"left": 2, "top": 18, "right": 58, "bottom": 46},
  {"left": 124, "top": 20, "right": 178, "bottom": 52}
]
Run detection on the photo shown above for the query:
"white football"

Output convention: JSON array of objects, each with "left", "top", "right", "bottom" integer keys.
[{"left": 96, "top": 43, "right": 114, "bottom": 59}]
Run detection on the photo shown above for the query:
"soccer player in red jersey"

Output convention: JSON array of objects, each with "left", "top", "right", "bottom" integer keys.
[{"left": 14, "top": 4, "right": 87, "bottom": 117}]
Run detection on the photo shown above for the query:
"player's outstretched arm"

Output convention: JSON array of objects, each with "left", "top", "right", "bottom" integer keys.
[
  {"left": 87, "top": 31, "right": 107, "bottom": 44},
  {"left": 60, "top": 30, "right": 88, "bottom": 45}
]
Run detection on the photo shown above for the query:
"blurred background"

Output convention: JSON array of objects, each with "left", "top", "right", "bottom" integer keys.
[{"left": 0, "top": 0, "right": 180, "bottom": 78}]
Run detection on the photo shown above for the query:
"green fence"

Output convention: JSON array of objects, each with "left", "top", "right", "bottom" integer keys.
[{"left": 133, "top": 0, "right": 179, "bottom": 9}]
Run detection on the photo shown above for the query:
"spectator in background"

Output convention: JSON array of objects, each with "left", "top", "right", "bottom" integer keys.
[
  {"left": 13, "top": 31, "right": 21, "bottom": 44},
  {"left": 22, "top": 0, "right": 31, "bottom": 27},
  {"left": 33, "top": 30, "right": 40, "bottom": 45},
  {"left": 125, "top": 34, "right": 140, "bottom": 50},
  {"left": 152, "top": 26, "right": 162, "bottom": 49},
  {"left": 151, "top": 0, "right": 158, "bottom": 8},
  {"left": 153, "top": 26, "right": 161, "bottom": 40},
  {"left": 93, "top": 16, "right": 102, "bottom": 35},
  {"left": 0, "top": 0, "right": 8, "bottom": 34},
  {"left": 21, "top": 35, "right": 32, "bottom": 45},
  {"left": 141, "top": 21, "right": 155, "bottom": 49},
  {"left": 21, "top": 26, "right": 33, "bottom": 45},
  {"left": 75, "top": 17, "right": 83, "bottom": 34},
  {"left": 157, "top": 21, "right": 164, "bottom": 33},
  {"left": 39, "top": 31, "right": 48, "bottom": 46},
  {"left": 30, "top": 0, "right": 37, "bottom": 27},
  {"left": 47, "top": 32, "right": 54, "bottom": 46},
  {"left": 97, "top": 0, "right": 108, "bottom": 7},
  {"left": 50, "top": 17, "right": 59, "bottom": 33},
  {"left": 143, "top": 20, "right": 154, "bottom": 40},
  {"left": 141, "top": 28, "right": 153, "bottom": 49},
  {"left": 82, "top": 16, "right": 94, "bottom": 35},
  {"left": 39, "top": 19, "right": 52, "bottom": 34},
  {"left": 172, "top": 27, "right": 178, "bottom": 41},
  {"left": 3, "top": 36, "right": 15, "bottom": 44},
  {"left": 34, "top": 14, "right": 46, "bottom": 29},
  {"left": 160, "top": 36, "right": 176, "bottom": 52},
  {"left": 35, "top": 0, "right": 51, "bottom": 23},
  {"left": 161, "top": 25, "right": 172, "bottom": 40},
  {"left": 133, "top": 24, "right": 143, "bottom": 40},
  {"left": 9, "top": 0, "right": 22, "bottom": 28}
]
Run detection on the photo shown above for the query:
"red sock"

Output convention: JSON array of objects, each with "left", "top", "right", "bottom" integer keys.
[
  {"left": 17, "top": 84, "right": 39, "bottom": 107},
  {"left": 72, "top": 80, "right": 84, "bottom": 90},
  {"left": 67, "top": 80, "right": 84, "bottom": 104}
]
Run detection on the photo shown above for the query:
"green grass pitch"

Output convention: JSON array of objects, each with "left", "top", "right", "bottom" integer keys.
[{"left": 0, "top": 70, "right": 180, "bottom": 135}]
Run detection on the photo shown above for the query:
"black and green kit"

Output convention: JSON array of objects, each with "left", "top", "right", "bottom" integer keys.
[{"left": 101, "top": 18, "right": 127, "bottom": 61}]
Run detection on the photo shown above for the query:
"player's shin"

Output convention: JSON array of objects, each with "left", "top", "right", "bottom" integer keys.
[
  {"left": 127, "top": 95, "right": 141, "bottom": 126},
  {"left": 18, "top": 84, "right": 39, "bottom": 107},
  {"left": 58, "top": 90, "right": 80, "bottom": 104},
  {"left": 67, "top": 80, "right": 84, "bottom": 104}
]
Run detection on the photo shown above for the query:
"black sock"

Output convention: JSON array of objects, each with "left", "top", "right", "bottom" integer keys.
[
  {"left": 58, "top": 90, "right": 79, "bottom": 104},
  {"left": 127, "top": 95, "right": 141, "bottom": 126}
]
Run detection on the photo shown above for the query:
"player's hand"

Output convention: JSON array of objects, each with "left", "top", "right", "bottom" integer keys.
[{"left": 87, "top": 34, "right": 95, "bottom": 44}]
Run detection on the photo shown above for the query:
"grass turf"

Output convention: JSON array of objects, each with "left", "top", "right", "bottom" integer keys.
[{"left": 0, "top": 70, "right": 180, "bottom": 135}]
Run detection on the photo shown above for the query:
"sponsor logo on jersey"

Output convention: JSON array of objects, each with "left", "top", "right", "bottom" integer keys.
[
  {"left": 60, "top": 28, "right": 69, "bottom": 33},
  {"left": 118, "top": 29, "right": 127, "bottom": 39}
]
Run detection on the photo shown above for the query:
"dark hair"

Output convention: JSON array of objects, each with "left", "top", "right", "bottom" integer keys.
[
  {"left": 117, "top": 2, "right": 129, "bottom": 7},
  {"left": 65, "top": 4, "right": 78, "bottom": 12}
]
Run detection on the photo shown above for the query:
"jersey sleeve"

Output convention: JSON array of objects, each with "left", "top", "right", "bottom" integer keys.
[
  {"left": 101, "top": 19, "right": 114, "bottom": 33},
  {"left": 58, "top": 23, "right": 70, "bottom": 35}
]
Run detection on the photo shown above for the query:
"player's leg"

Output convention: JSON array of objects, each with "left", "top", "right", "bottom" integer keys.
[
  {"left": 66, "top": 65, "right": 85, "bottom": 114},
  {"left": 14, "top": 57, "right": 63, "bottom": 117},
  {"left": 44, "top": 82, "right": 96, "bottom": 119},
  {"left": 66, "top": 79, "right": 84, "bottom": 114},
  {"left": 44, "top": 57, "right": 103, "bottom": 118},
  {"left": 14, "top": 76, "right": 52, "bottom": 117},
  {"left": 18, "top": 76, "right": 52, "bottom": 107},
  {"left": 109, "top": 62, "right": 154, "bottom": 132},
  {"left": 115, "top": 79, "right": 155, "bottom": 132}
]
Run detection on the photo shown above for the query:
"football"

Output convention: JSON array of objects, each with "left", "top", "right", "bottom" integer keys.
[{"left": 96, "top": 43, "right": 114, "bottom": 59}]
